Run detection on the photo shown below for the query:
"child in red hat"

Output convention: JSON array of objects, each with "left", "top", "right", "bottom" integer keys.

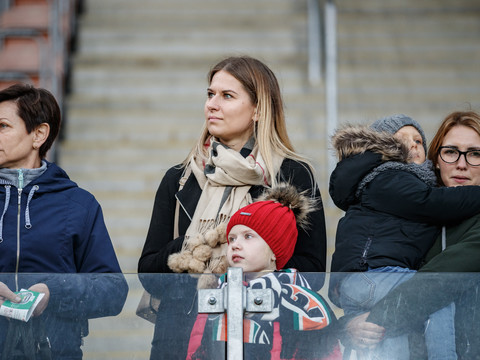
[{"left": 187, "top": 183, "right": 341, "bottom": 360}]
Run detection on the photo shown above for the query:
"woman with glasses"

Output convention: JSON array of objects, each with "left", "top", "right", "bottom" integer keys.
[{"left": 344, "top": 111, "right": 480, "bottom": 359}]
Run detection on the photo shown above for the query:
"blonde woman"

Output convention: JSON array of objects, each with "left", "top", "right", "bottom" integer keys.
[{"left": 138, "top": 56, "right": 327, "bottom": 360}]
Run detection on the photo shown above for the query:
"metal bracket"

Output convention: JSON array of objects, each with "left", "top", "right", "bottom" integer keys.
[
  {"left": 197, "top": 268, "right": 274, "bottom": 360},
  {"left": 198, "top": 279, "right": 273, "bottom": 314}
]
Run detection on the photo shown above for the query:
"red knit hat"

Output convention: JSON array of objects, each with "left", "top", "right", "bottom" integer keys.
[{"left": 226, "top": 200, "right": 297, "bottom": 270}]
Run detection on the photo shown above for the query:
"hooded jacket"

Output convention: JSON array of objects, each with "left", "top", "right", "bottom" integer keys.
[
  {"left": 328, "top": 126, "right": 480, "bottom": 305},
  {"left": 0, "top": 161, "right": 128, "bottom": 359}
]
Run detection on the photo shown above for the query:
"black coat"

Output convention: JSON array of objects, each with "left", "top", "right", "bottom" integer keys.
[
  {"left": 138, "top": 157, "right": 327, "bottom": 278},
  {"left": 138, "top": 153, "right": 327, "bottom": 360},
  {"left": 329, "top": 127, "right": 480, "bottom": 306}
]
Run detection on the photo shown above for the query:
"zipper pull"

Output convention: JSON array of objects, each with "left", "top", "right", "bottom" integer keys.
[
  {"left": 17, "top": 169, "right": 24, "bottom": 189},
  {"left": 17, "top": 169, "right": 23, "bottom": 204}
]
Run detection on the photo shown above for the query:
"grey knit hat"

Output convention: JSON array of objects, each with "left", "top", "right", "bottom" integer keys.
[{"left": 371, "top": 114, "right": 427, "bottom": 154}]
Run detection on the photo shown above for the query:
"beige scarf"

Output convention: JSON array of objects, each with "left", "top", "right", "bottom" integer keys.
[{"left": 168, "top": 138, "right": 283, "bottom": 275}]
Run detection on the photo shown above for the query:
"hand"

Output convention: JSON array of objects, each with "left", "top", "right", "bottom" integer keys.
[
  {"left": 0, "top": 282, "right": 21, "bottom": 305},
  {"left": 346, "top": 312, "right": 386, "bottom": 349},
  {"left": 29, "top": 283, "right": 50, "bottom": 317}
]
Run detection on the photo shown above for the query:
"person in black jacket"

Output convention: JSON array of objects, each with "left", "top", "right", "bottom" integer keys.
[
  {"left": 337, "top": 110, "right": 480, "bottom": 360},
  {"left": 329, "top": 114, "right": 480, "bottom": 359},
  {"left": 137, "top": 56, "right": 327, "bottom": 360}
]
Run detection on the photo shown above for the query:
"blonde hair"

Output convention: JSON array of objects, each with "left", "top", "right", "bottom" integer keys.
[{"left": 183, "top": 56, "right": 313, "bottom": 186}]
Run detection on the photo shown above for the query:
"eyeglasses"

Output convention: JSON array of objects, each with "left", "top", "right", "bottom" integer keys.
[{"left": 439, "top": 146, "right": 480, "bottom": 166}]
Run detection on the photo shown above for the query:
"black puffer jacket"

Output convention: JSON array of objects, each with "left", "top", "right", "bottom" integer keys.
[{"left": 329, "top": 126, "right": 480, "bottom": 304}]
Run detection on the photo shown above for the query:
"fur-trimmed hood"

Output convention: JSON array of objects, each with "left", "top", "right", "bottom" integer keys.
[
  {"left": 329, "top": 124, "right": 426, "bottom": 211},
  {"left": 331, "top": 124, "right": 409, "bottom": 162}
]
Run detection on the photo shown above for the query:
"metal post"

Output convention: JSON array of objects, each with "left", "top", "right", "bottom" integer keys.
[
  {"left": 307, "top": 0, "right": 322, "bottom": 85},
  {"left": 325, "top": 0, "right": 338, "bottom": 177},
  {"left": 226, "top": 267, "right": 244, "bottom": 360},
  {"left": 198, "top": 268, "right": 273, "bottom": 359}
]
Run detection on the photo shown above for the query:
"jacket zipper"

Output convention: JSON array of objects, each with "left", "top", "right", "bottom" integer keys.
[
  {"left": 15, "top": 169, "right": 24, "bottom": 292},
  {"left": 360, "top": 237, "right": 373, "bottom": 267}
]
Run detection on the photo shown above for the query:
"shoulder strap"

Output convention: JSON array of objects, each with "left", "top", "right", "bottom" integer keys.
[{"left": 174, "top": 165, "right": 192, "bottom": 239}]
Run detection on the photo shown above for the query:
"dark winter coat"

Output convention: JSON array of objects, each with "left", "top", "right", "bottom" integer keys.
[
  {"left": 138, "top": 147, "right": 327, "bottom": 360},
  {"left": 328, "top": 126, "right": 480, "bottom": 306},
  {"left": 0, "top": 161, "right": 128, "bottom": 359}
]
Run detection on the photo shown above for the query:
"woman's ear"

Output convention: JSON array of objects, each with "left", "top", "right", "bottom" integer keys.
[
  {"left": 253, "top": 108, "right": 259, "bottom": 122},
  {"left": 33, "top": 123, "right": 50, "bottom": 150}
]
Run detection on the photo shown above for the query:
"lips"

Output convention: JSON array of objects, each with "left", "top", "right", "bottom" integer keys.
[
  {"left": 231, "top": 254, "right": 243, "bottom": 263},
  {"left": 452, "top": 176, "right": 469, "bottom": 183}
]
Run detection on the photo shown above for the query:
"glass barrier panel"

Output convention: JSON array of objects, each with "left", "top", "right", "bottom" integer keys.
[{"left": 0, "top": 272, "right": 477, "bottom": 359}]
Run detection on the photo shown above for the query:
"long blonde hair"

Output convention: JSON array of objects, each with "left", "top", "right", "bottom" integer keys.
[{"left": 183, "top": 56, "right": 313, "bottom": 186}]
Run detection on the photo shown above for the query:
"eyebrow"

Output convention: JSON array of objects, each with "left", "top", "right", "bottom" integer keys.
[
  {"left": 443, "top": 145, "right": 480, "bottom": 150},
  {"left": 207, "top": 87, "right": 238, "bottom": 95}
]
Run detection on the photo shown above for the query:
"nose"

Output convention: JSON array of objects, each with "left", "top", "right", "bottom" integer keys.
[
  {"left": 206, "top": 95, "right": 219, "bottom": 111},
  {"left": 456, "top": 153, "right": 469, "bottom": 168},
  {"left": 409, "top": 138, "right": 418, "bottom": 149},
  {"left": 231, "top": 238, "right": 243, "bottom": 250}
]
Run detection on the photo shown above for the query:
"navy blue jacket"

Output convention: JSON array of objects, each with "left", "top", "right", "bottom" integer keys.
[{"left": 0, "top": 161, "right": 128, "bottom": 359}]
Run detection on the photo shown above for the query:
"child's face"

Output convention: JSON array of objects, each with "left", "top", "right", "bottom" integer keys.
[
  {"left": 394, "top": 125, "right": 426, "bottom": 164},
  {"left": 227, "top": 224, "right": 276, "bottom": 273}
]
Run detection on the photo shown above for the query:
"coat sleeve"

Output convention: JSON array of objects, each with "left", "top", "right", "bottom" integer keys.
[
  {"left": 45, "top": 195, "right": 128, "bottom": 319},
  {"left": 138, "top": 166, "right": 186, "bottom": 274},
  {"left": 364, "top": 170, "right": 480, "bottom": 224},
  {"left": 278, "top": 160, "right": 327, "bottom": 276}
]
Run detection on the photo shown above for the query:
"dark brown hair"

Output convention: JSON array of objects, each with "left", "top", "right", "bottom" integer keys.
[{"left": 0, "top": 83, "right": 61, "bottom": 158}]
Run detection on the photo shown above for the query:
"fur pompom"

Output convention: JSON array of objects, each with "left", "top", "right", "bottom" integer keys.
[
  {"left": 209, "top": 254, "right": 228, "bottom": 274},
  {"left": 189, "top": 233, "right": 206, "bottom": 249},
  {"left": 205, "top": 222, "right": 227, "bottom": 247},
  {"left": 188, "top": 257, "right": 207, "bottom": 273},
  {"left": 192, "top": 245, "right": 213, "bottom": 262},
  {"left": 167, "top": 252, "right": 186, "bottom": 273},
  {"left": 257, "top": 183, "right": 316, "bottom": 231}
]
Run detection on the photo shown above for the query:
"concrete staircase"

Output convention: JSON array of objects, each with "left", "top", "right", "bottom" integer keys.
[
  {"left": 335, "top": 0, "right": 480, "bottom": 136},
  {"left": 58, "top": 0, "right": 480, "bottom": 358},
  {"left": 60, "top": 0, "right": 480, "bottom": 278},
  {"left": 60, "top": 0, "right": 326, "bottom": 275}
]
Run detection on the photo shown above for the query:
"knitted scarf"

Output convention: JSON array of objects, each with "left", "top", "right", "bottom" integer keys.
[{"left": 168, "top": 138, "right": 283, "bottom": 275}]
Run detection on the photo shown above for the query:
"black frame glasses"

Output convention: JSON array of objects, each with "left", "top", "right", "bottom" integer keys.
[{"left": 439, "top": 146, "right": 480, "bottom": 166}]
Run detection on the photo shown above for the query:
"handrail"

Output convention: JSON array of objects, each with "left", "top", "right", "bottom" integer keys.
[{"left": 324, "top": 0, "right": 338, "bottom": 177}]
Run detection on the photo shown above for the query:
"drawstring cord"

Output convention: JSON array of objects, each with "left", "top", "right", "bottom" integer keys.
[
  {"left": 25, "top": 185, "right": 39, "bottom": 229},
  {"left": 0, "top": 185, "right": 11, "bottom": 243},
  {"left": 0, "top": 184, "right": 39, "bottom": 242}
]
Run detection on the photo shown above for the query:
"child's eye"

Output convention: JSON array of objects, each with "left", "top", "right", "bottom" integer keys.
[
  {"left": 207, "top": 91, "right": 214, "bottom": 98},
  {"left": 245, "top": 233, "right": 253, "bottom": 239},
  {"left": 415, "top": 139, "right": 422, "bottom": 145},
  {"left": 228, "top": 236, "right": 235, "bottom": 243},
  {"left": 223, "top": 93, "right": 232, "bottom": 99}
]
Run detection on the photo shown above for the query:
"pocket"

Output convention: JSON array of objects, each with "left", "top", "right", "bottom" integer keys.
[{"left": 339, "top": 273, "right": 376, "bottom": 312}]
